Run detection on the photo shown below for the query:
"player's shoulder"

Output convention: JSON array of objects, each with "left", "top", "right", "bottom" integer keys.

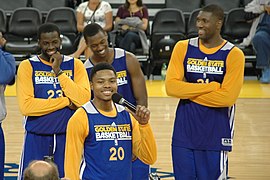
[
  {"left": 19, "top": 58, "right": 32, "bottom": 67},
  {"left": 175, "top": 39, "right": 189, "bottom": 49},
  {"left": 227, "top": 42, "right": 245, "bottom": 57}
]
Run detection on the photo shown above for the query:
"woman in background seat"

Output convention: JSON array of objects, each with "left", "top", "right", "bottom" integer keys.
[{"left": 72, "top": 0, "right": 113, "bottom": 59}]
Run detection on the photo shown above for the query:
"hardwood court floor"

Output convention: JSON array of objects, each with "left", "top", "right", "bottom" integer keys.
[{"left": 3, "top": 79, "right": 270, "bottom": 179}]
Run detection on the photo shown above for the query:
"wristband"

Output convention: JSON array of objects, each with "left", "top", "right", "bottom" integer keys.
[
  {"left": 56, "top": 69, "right": 64, "bottom": 77},
  {"left": 68, "top": 101, "right": 73, "bottom": 107}
]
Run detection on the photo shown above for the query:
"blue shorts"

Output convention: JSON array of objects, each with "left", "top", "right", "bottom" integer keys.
[
  {"left": 172, "top": 145, "right": 228, "bottom": 180},
  {"left": 132, "top": 158, "right": 150, "bottom": 180},
  {"left": 18, "top": 132, "right": 66, "bottom": 180},
  {"left": 0, "top": 123, "right": 5, "bottom": 180}
]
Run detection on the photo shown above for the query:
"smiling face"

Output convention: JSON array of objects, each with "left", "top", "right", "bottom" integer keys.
[
  {"left": 196, "top": 11, "right": 222, "bottom": 42},
  {"left": 85, "top": 30, "right": 109, "bottom": 58},
  {"left": 38, "top": 31, "right": 61, "bottom": 61},
  {"left": 91, "top": 69, "right": 118, "bottom": 102}
]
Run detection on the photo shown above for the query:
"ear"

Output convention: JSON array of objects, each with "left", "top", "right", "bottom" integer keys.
[
  {"left": 90, "top": 81, "right": 93, "bottom": 90},
  {"left": 217, "top": 20, "right": 223, "bottom": 30}
]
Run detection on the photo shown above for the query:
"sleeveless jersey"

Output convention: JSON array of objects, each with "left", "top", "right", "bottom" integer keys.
[
  {"left": 25, "top": 55, "right": 75, "bottom": 134},
  {"left": 84, "top": 48, "right": 136, "bottom": 105},
  {"left": 172, "top": 37, "right": 235, "bottom": 151},
  {"left": 80, "top": 101, "right": 133, "bottom": 180}
]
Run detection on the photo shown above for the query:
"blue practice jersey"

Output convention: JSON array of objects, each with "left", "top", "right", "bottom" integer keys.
[
  {"left": 172, "top": 37, "right": 235, "bottom": 151},
  {"left": 25, "top": 55, "right": 75, "bottom": 134},
  {"left": 80, "top": 101, "right": 133, "bottom": 180}
]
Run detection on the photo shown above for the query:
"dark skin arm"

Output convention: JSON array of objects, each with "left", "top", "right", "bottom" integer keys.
[
  {"left": 125, "top": 51, "right": 148, "bottom": 107},
  {"left": 50, "top": 52, "right": 78, "bottom": 110},
  {"left": 125, "top": 51, "right": 148, "bottom": 161}
]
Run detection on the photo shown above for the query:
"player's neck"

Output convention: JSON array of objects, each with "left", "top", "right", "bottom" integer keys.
[
  {"left": 92, "top": 48, "right": 114, "bottom": 64},
  {"left": 200, "top": 36, "right": 224, "bottom": 49},
  {"left": 92, "top": 99, "right": 113, "bottom": 112},
  {"left": 39, "top": 54, "right": 50, "bottom": 62}
]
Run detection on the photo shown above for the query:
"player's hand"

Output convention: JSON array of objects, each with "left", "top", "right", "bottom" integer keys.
[
  {"left": 130, "top": 105, "right": 150, "bottom": 125},
  {"left": 50, "top": 52, "right": 63, "bottom": 75}
]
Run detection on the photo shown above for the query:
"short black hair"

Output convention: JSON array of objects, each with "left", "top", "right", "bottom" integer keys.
[
  {"left": 37, "top": 23, "right": 61, "bottom": 39},
  {"left": 83, "top": 23, "right": 106, "bottom": 40},
  {"left": 90, "top": 62, "right": 116, "bottom": 81},
  {"left": 201, "top": 4, "right": 224, "bottom": 22}
]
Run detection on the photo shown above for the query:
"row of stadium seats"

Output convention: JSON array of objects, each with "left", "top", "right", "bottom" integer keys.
[
  {"left": 0, "top": 3, "right": 258, "bottom": 78},
  {"left": 0, "top": 7, "right": 78, "bottom": 61},
  {"left": 145, "top": 7, "right": 256, "bottom": 78}
]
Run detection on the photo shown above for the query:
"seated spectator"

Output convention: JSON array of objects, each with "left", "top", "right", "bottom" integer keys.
[
  {"left": 23, "top": 160, "right": 59, "bottom": 180},
  {"left": 252, "top": 1, "right": 270, "bottom": 83},
  {"left": 240, "top": 0, "right": 266, "bottom": 47},
  {"left": 71, "top": 0, "right": 113, "bottom": 59},
  {"left": 114, "top": 0, "right": 149, "bottom": 54}
]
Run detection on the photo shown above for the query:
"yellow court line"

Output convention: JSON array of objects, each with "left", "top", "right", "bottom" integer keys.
[{"left": 5, "top": 80, "right": 270, "bottom": 98}]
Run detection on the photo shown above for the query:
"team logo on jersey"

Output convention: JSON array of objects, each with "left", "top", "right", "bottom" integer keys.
[
  {"left": 222, "top": 138, "right": 233, "bottom": 146},
  {"left": 94, "top": 122, "right": 132, "bottom": 145},
  {"left": 186, "top": 57, "right": 224, "bottom": 75},
  {"left": 116, "top": 70, "right": 128, "bottom": 86},
  {"left": 34, "top": 70, "right": 72, "bottom": 85}
]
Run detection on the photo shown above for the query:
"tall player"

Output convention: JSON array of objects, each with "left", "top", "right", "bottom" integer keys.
[
  {"left": 82, "top": 23, "right": 150, "bottom": 180},
  {"left": 165, "top": 4, "right": 245, "bottom": 179},
  {"left": 16, "top": 23, "right": 90, "bottom": 179}
]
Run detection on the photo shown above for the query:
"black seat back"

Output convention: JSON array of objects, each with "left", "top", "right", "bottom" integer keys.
[
  {"left": 166, "top": 0, "right": 201, "bottom": 13},
  {"left": 203, "top": 0, "right": 241, "bottom": 13},
  {"left": 45, "top": 7, "right": 77, "bottom": 54},
  {"left": 8, "top": 7, "right": 42, "bottom": 37},
  {"left": 147, "top": 8, "right": 186, "bottom": 78},
  {"left": 187, "top": 8, "right": 201, "bottom": 38},
  {"left": 0, "top": 9, "right": 6, "bottom": 33},
  {"left": 5, "top": 7, "right": 42, "bottom": 55},
  {"left": 151, "top": 8, "right": 186, "bottom": 60},
  {"left": 0, "top": 0, "right": 27, "bottom": 12},
  {"left": 31, "top": 0, "right": 67, "bottom": 13},
  {"left": 223, "top": 7, "right": 252, "bottom": 42}
]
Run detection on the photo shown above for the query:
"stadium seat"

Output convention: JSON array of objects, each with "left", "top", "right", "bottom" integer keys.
[
  {"left": 5, "top": 7, "right": 42, "bottom": 56},
  {"left": 186, "top": 8, "right": 201, "bottom": 38},
  {"left": 0, "top": 0, "right": 27, "bottom": 12},
  {"left": 45, "top": 7, "right": 78, "bottom": 55},
  {"left": 222, "top": 7, "right": 258, "bottom": 77},
  {"left": 166, "top": 0, "right": 202, "bottom": 13},
  {"left": 147, "top": 8, "right": 186, "bottom": 79},
  {"left": 0, "top": 9, "right": 6, "bottom": 33},
  {"left": 203, "top": 0, "right": 241, "bottom": 13},
  {"left": 223, "top": 8, "right": 252, "bottom": 44},
  {"left": 30, "top": 0, "right": 68, "bottom": 13}
]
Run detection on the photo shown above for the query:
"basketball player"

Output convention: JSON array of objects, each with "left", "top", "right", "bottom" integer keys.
[
  {"left": 83, "top": 23, "right": 150, "bottom": 179},
  {"left": 165, "top": 4, "right": 245, "bottom": 179},
  {"left": 16, "top": 23, "right": 90, "bottom": 179},
  {"left": 64, "top": 62, "right": 156, "bottom": 180}
]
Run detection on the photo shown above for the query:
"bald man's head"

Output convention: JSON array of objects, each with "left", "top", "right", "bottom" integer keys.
[{"left": 23, "top": 160, "right": 59, "bottom": 180}]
